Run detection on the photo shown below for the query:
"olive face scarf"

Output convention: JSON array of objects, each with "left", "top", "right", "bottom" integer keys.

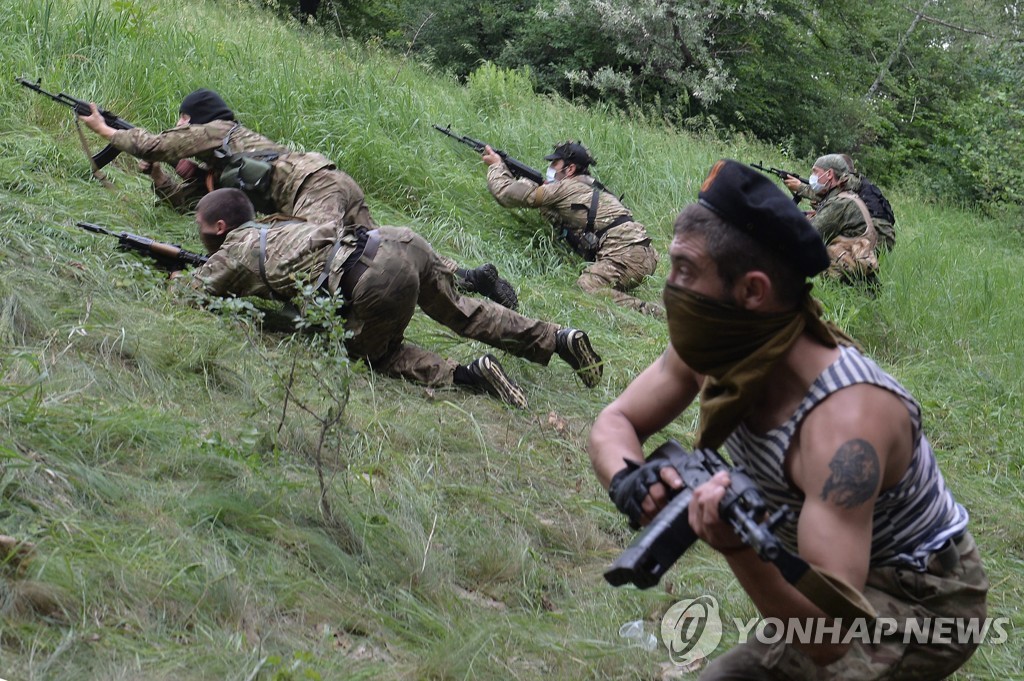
[{"left": 663, "top": 283, "right": 846, "bottom": 449}]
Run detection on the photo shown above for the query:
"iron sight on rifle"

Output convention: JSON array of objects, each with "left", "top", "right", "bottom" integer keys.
[
  {"left": 604, "top": 439, "right": 792, "bottom": 589},
  {"left": 76, "top": 222, "right": 208, "bottom": 271},
  {"left": 750, "top": 162, "right": 809, "bottom": 204},
  {"left": 750, "top": 161, "right": 808, "bottom": 185},
  {"left": 432, "top": 123, "right": 544, "bottom": 185},
  {"left": 17, "top": 76, "right": 134, "bottom": 170}
]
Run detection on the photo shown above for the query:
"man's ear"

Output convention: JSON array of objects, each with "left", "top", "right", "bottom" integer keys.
[
  {"left": 215, "top": 219, "right": 231, "bottom": 236},
  {"left": 564, "top": 163, "right": 578, "bottom": 178},
  {"left": 733, "top": 271, "right": 772, "bottom": 310}
]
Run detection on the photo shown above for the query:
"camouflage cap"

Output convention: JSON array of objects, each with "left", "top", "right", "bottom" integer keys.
[
  {"left": 697, "top": 159, "right": 830, "bottom": 278},
  {"left": 544, "top": 141, "right": 595, "bottom": 170},
  {"left": 813, "top": 154, "right": 850, "bottom": 175}
]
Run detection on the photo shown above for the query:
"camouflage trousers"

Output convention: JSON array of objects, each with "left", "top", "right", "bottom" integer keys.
[
  {"left": 292, "top": 167, "right": 376, "bottom": 229},
  {"left": 578, "top": 237, "right": 662, "bottom": 317},
  {"left": 700, "top": 532, "right": 988, "bottom": 681},
  {"left": 343, "top": 227, "right": 559, "bottom": 386}
]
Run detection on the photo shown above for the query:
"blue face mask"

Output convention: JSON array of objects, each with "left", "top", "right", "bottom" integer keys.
[{"left": 545, "top": 165, "right": 558, "bottom": 183}]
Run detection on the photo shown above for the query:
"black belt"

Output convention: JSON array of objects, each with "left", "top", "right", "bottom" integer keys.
[
  {"left": 339, "top": 229, "right": 380, "bottom": 299},
  {"left": 594, "top": 214, "right": 634, "bottom": 240}
]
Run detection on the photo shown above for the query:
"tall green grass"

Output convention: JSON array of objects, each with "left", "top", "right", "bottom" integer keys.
[{"left": 1, "top": 0, "right": 1021, "bottom": 678}]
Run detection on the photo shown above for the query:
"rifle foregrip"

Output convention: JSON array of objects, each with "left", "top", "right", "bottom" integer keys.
[{"left": 603, "top": 489, "right": 697, "bottom": 589}]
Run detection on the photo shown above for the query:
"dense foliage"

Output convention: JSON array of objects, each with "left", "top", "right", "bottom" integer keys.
[{"left": 271, "top": 0, "right": 1024, "bottom": 213}]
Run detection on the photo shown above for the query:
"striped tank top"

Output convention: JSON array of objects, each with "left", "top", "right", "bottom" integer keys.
[{"left": 724, "top": 345, "right": 968, "bottom": 571}]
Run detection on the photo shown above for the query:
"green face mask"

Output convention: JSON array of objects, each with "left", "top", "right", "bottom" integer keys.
[
  {"left": 662, "top": 283, "right": 797, "bottom": 377},
  {"left": 663, "top": 281, "right": 846, "bottom": 449}
]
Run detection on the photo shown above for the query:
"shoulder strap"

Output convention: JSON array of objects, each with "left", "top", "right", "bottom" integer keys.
[
  {"left": 586, "top": 187, "right": 601, "bottom": 233},
  {"left": 314, "top": 237, "right": 346, "bottom": 292},
  {"left": 258, "top": 225, "right": 281, "bottom": 300},
  {"left": 839, "top": 191, "right": 878, "bottom": 251},
  {"left": 214, "top": 123, "right": 241, "bottom": 161}
]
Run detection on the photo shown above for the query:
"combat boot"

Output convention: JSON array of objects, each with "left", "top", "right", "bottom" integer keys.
[
  {"left": 556, "top": 328, "right": 602, "bottom": 388},
  {"left": 457, "top": 264, "right": 519, "bottom": 310},
  {"left": 462, "top": 354, "right": 528, "bottom": 409}
]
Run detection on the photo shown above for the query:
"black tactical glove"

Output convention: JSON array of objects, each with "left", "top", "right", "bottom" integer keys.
[{"left": 607, "top": 458, "right": 675, "bottom": 529}]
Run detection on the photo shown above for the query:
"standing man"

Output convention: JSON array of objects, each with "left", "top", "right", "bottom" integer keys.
[
  {"left": 182, "top": 189, "right": 604, "bottom": 409},
  {"left": 589, "top": 160, "right": 987, "bottom": 679},
  {"left": 482, "top": 141, "right": 661, "bottom": 316},
  {"left": 78, "top": 88, "right": 518, "bottom": 309}
]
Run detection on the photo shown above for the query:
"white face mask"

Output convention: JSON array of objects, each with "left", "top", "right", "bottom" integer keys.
[
  {"left": 545, "top": 165, "right": 558, "bottom": 183},
  {"left": 809, "top": 173, "right": 826, "bottom": 194}
]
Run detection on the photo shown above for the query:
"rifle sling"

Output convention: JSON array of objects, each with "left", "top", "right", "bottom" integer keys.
[
  {"left": 839, "top": 190, "right": 878, "bottom": 249},
  {"left": 771, "top": 548, "right": 877, "bottom": 621},
  {"left": 74, "top": 119, "right": 115, "bottom": 191}
]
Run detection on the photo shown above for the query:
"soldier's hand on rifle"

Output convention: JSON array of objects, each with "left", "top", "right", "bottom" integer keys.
[
  {"left": 481, "top": 145, "right": 501, "bottom": 167},
  {"left": 783, "top": 176, "right": 803, "bottom": 193},
  {"left": 78, "top": 103, "right": 117, "bottom": 139},
  {"left": 687, "top": 470, "right": 748, "bottom": 555},
  {"left": 608, "top": 459, "right": 684, "bottom": 528}
]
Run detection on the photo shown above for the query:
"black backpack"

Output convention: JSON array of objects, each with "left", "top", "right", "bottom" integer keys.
[{"left": 858, "top": 177, "right": 895, "bottom": 226}]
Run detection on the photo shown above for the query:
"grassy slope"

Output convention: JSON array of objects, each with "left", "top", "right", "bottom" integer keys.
[{"left": 0, "top": 0, "right": 1021, "bottom": 679}]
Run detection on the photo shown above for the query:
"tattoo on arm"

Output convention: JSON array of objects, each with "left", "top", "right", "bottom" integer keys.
[{"left": 820, "top": 439, "right": 880, "bottom": 509}]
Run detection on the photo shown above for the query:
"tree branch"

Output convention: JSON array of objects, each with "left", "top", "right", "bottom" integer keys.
[{"left": 865, "top": 0, "right": 935, "bottom": 101}]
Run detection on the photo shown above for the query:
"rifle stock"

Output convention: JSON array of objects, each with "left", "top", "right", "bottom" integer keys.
[{"left": 17, "top": 77, "right": 134, "bottom": 170}]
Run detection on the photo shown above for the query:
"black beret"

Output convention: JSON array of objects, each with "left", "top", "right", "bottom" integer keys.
[
  {"left": 179, "top": 89, "right": 235, "bottom": 125},
  {"left": 697, "top": 159, "right": 830, "bottom": 278},
  {"left": 544, "top": 141, "right": 595, "bottom": 169}
]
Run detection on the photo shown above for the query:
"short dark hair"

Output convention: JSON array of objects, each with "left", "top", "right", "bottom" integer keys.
[
  {"left": 196, "top": 188, "right": 255, "bottom": 229},
  {"left": 674, "top": 203, "right": 806, "bottom": 307}
]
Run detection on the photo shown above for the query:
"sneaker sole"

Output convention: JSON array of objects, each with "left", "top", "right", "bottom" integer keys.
[
  {"left": 478, "top": 355, "right": 529, "bottom": 409},
  {"left": 561, "top": 331, "right": 603, "bottom": 388}
]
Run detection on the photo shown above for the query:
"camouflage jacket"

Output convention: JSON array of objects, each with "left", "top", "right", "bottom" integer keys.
[
  {"left": 486, "top": 162, "right": 651, "bottom": 257},
  {"left": 810, "top": 185, "right": 870, "bottom": 245},
  {"left": 111, "top": 120, "right": 334, "bottom": 215},
  {"left": 189, "top": 220, "right": 359, "bottom": 300}
]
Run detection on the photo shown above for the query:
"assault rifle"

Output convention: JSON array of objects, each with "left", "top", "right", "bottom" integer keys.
[
  {"left": 605, "top": 439, "right": 791, "bottom": 589},
  {"left": 604, "top": 439, "right": 878, "bottom": 621},
  {"left": 433, "top": 124, "right": 544, "bottom": 185},
  {"left": 750, "top": 162, "right": 807, "bottom": 203},
  {"left": 17, "top": 77, "right": 134, "bottom": 170},
  {"left": 75, "top": 222, "right": 208, "bottom": 270},
  {"left": 750, "top": 162, "right": 807, "bottom": 185}
]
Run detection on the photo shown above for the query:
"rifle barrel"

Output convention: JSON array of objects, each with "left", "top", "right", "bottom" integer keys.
[{"left": 75, "top": 221, "right": 113, "bottom": 236}]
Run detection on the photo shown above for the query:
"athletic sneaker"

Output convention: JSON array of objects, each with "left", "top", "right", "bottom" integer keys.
[
  {"left": 465, "top": 354, "right": 528, "bottom": 409},
  {"left": 555, "top": 328, "right": 602, "bottom": 388}
]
